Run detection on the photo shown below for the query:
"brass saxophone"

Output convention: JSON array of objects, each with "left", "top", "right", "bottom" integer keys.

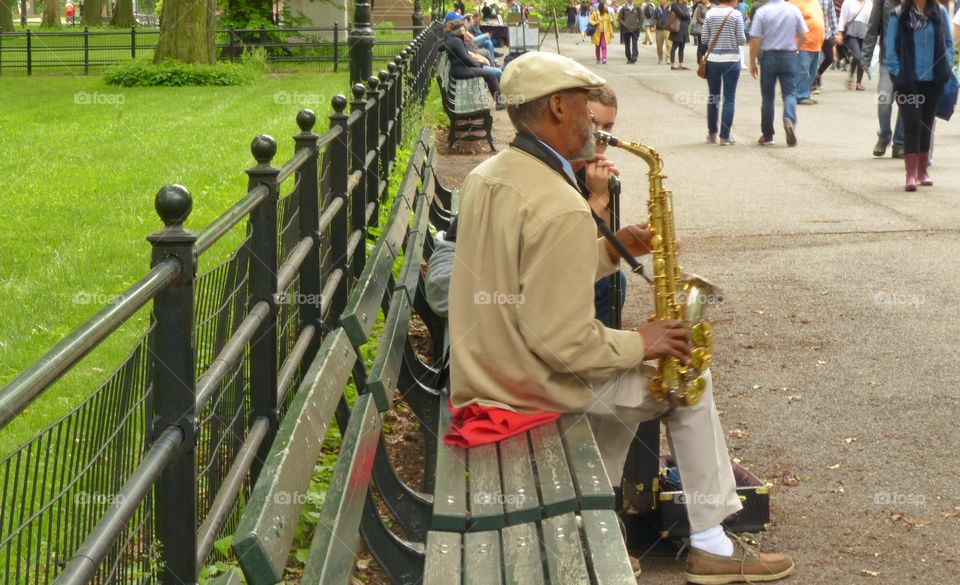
[{"left": 594, "top": 131, "right": 719, "bottom": 407}]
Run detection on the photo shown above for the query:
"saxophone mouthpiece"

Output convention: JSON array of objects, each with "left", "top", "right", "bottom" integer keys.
[{"left": 594, "top": 131, "right": 618, "bottom": 147}]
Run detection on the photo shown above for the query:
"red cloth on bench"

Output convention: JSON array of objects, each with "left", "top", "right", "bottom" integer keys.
[{"left": 442, "top": 399, "right": 560, "bottom": 448}]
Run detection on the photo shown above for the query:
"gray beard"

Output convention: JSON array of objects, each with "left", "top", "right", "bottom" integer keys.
[{"left": 569, "top": 132, "right": 597, "bottom": 163}]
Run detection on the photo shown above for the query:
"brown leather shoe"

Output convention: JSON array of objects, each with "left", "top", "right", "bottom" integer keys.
[{"left": 684, "top": 534, "right": 794, "bottom": 584}]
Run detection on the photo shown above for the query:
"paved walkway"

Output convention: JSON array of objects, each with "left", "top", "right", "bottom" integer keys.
[{"left": 438, "top": 32, "right": 959, "bottom": 584}]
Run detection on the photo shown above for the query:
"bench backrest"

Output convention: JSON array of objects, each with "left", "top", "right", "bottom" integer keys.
[{"left": 231, "top": 128, "right": 437, "bottom": 585}]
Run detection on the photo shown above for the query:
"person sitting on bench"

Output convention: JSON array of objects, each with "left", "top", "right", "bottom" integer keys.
[
  {"left": 443, "top": 51, "right": 795, "bottom": 585},
  {"left": 426, "top": 85, "right": 624, "bottom": 326},
  {"left": 444, "top": 14, "right": 505, "bottom": 109},
  {"left": 465, "top": 12, "right": 500, "bottom": 64}
]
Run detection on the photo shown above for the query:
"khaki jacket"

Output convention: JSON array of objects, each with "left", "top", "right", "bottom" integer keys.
[{"left": 449, "top": 145, "right": 648, "bottom": 413}]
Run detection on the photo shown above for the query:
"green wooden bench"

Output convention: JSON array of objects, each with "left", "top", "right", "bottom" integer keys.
[
  {"left": 436, "top": 52, "right": 496, "bottom": 152},
  {"left": 422, "top": 410, "right": 637, "bottom": 583},
  {"left": 230, "top": 129, "right": 450, "bottom": 585}
]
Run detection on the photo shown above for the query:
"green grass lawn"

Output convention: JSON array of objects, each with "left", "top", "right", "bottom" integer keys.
[
  {"left": 0, "top": 26, "right": 422, "bottom": 75},
  {"left": 0, "top": 70, "right": 351, "bottom": 456}
]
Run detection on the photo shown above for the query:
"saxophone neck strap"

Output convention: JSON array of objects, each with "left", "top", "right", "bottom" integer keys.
[{"left": 509, "top": 133, "right": 581, "bottom": 191}]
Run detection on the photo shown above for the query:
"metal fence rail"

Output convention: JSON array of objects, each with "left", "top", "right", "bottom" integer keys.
[
  {"left": 0, "top": 17, "right": 442, "bottom": 585},
  {"left": 0, "top": 25, "right": 427, "bottom": 76}
]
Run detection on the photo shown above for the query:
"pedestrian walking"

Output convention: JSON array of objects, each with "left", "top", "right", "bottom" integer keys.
[
  {"left": 590, "top": 0, "right": 616, "bottom": 63},
  {"left": 812, "top": 0, "right": 840, "bottom": 93},
  {"left": 886, "top": 0, "right": 955, "bottom": 190},
  {"left": 655, "top": 0, "right": 675, "bottom": 62},
  {"left": 702, "top": 0, "right": 747, "bottom": 144},
  {"left": 620, "top": 0, "right": 644, "bottom": 61},
  {"left": 749, "top": 0, "right": 809, "bottom": 145},
  {"left": 793, "top": 0, "right": 826, "bottom": 104},
  {"left": 578, "top": 3, "right": 593, "bottom": 43},
  {"left": 838, "top": 0, "right": 874, "bottom": 89},
  {"left": 669, "top": 0, "right": 693, "bottom": 69},
  {"left": 642, "top": 0, "right": 657, "bottom": 43},
  {"left": 567, "top": 2, "right": 578, "bottom": 31},
  {"left": 692, "top": 0, "right": 712, "bottom": 63},
  {"left": 863, "top": 0, "right": 906, "bottom": 157}
]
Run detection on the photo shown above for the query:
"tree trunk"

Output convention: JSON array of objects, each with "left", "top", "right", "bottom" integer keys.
[
  {"left": 154, "top": 0, "right": 214, "bottom": 64},
  {"left": 109, "top": 0, "right": 135, "bottom": 26},
  {"left": 81, "top": 0, "right": 103, "bottom": 26},
  {"left": 42, "top": 0, "right": 61, "bottom": 27},
  {"left": 0, "top": 0, "right": 15, "bottom": 33}
]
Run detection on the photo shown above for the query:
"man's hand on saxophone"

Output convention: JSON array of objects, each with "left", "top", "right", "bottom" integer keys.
[{"left": 637, "top": 319, "right": 692, "bottom": 364}]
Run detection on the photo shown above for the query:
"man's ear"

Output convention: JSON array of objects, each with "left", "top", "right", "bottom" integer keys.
[{"left": 547, "top": 94, "right": 567, "bottom": 123}]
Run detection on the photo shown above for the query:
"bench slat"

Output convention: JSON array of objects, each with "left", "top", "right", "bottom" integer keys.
[
  {"left": 501, "top": 522, "right": 546, "bottom": 584},
  {"left": 450, "top": 188, "right": 460, "bottom": 215},
  {"left": 467, "top": 442, "right": 505, "bottom": 530},
  {"left": 396, "top": 192, "right": 430, "bottom": 305},
  {"left": 231, "top": 330, "right": 356, "bottom": 585},
  {"left": 541, "top": 513, "right": 591, "bottom": 584},
  {"left": 580, "top": 509, "right": 638, "bottom": 583},
  {"left": 558, "top": 414, "right": 616, "bottom": 510},
  {"left": 365, "top": 291, "right": 412, "bottom": 411},
  {"left": 463, "top": 530, "right": 504, "bottom": 585},
  {"left": 301, "top": 394, "right": 381, "bottom": 585},
  {"left": 340, "top": 240, "right": 395, "bottom": 347},
  {"left": 423, "top": 531, "right": 462, "bottom": 585},
  {"left": 432, "top": 406, "right": 468, "bottom": 531},
  {"left": 529, "top": 422, "right": 578, "bottom": 518},
  {"left": 498, "top": 432, "right": 540, "bottom": 525},
  {"left": 339, "top": 192, "right": 411, "bottom": 347}
]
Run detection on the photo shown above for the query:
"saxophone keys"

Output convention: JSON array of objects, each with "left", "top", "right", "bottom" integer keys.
[
  {"left": 650, "top": 376, "right": 668, "bottom": 401},
  {"left": 691, "top": 322, "right": 713, "bottom": 347},
  {"left": 681, "top": 376, "right": 707, "bottom": 406},
  {"left": 690, "top": 347, "right": 711, "bottom": 370}
]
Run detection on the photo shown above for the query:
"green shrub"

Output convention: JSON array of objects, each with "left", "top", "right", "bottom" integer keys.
[{"left": 104, "top": 59, "right": 260, "bottom": 87}]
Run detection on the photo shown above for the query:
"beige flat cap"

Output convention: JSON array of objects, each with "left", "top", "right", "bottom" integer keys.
[{"left": 501, "top": 52, "right": 607, "bottom": 106}]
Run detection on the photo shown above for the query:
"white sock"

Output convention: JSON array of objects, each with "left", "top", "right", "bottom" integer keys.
[{"left": 690, "top": 524, "right": 734, "bottom": 556}]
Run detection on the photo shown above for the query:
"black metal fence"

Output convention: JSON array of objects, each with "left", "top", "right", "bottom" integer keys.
[
  {"left": 0, "top": 24, "right": 429, "bottom": 76},
  {"left": 0, "top": 20, "right": 443, "bottom": 585}
]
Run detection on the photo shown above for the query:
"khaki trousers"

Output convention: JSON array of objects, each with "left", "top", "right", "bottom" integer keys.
[
  {"left": 655, "top": 29, "right": 672, "bottom": 62},
  {"left": 584, "top": 367, "right": 742, "bottom": 533},
  {"left": 643, "top": 25, "right": 654, "bottom": 44}
]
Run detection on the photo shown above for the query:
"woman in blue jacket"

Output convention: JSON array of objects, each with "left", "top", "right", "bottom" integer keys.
[{"left": 886, "top": 0, "right": 954, "bottom": 191}]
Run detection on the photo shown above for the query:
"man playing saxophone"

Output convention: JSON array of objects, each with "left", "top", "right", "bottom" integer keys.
[{"left": 445, "top": 51, "right": 794, "bottom": 584}]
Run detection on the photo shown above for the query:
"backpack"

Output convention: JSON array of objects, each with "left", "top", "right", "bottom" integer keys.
[{"left": 643, "top": 2, "right": 655, "bottom": 19}]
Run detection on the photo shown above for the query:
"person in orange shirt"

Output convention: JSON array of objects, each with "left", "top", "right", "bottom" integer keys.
[{"left": 792, "top": 0, "right": 826, "bottom": 103}]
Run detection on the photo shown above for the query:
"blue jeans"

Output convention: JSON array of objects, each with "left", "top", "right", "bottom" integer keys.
[
  {"left": 877, "top": 64, "right": 905, "bottom": 145},
  {"left": 483, "top": 65, "right": 501, "bottom": 81},
  {"left": 796, "top": 50, "right": 819, "bottom": 100},
  {"left": 706, "top": 60, "right": 740, "bottom": 140},
  {"left": 594, "top": 271, "right": 628, "bottom": 327},
  {"left": 759, "top": 50, "right": 798, "bottom": 140},
  {"left": 472, "top": 34, "right": 497, "bottom": 64}
]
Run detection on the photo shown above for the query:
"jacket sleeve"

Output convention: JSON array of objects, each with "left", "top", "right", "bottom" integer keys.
[
  {"left": 516, "top": 212, "right": 646, "bottom": 380},
  {"left": 862, "top": 0, "right": 883, "bottom": 65},
  {"left": 885, "top": 12, "right": 899, "bottom": 77},
  {"left": 445, "top": 36, "right": 481, "bottom": 69}
]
